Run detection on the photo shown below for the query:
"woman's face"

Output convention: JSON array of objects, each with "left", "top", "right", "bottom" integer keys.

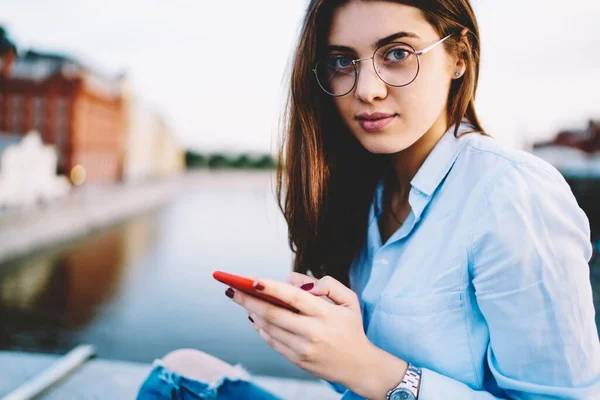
[{"left": 328, "top": 1, "right": 462, "bottom": 154}]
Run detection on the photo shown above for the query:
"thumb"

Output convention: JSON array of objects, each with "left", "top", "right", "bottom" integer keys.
[
  {"left": 287, "top": 272, "right": 319, "bottom": 288},
  {"left": 304, "top": 276, "right": 358, "bottom": 307}
]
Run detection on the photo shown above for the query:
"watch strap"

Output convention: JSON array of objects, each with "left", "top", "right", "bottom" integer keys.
[{"left": 386, "top": 363, "right": 422, "bottom": 399}]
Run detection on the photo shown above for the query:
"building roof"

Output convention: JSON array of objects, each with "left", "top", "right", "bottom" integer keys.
[
  {"left": 1, "top": 26, "right": 123, "bottom": 98},
  {"left": 9, "top": 50, "right": 124, "bottom": 98}
]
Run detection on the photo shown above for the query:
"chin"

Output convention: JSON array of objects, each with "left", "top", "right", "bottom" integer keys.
[{"left": 355, "top": 132, "right": 416, "bottom": 155}]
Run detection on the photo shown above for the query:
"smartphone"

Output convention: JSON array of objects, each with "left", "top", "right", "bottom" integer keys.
[{"left": 212, "top": 270, "right": 300, "bottom": 313}]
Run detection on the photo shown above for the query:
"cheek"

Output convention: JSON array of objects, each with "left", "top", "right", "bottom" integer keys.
[{"left": 398, "top": 62, "right": 451, "bottom": 123}]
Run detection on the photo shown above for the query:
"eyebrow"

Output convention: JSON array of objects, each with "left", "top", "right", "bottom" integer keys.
[{"left": 328, "top": 31, "right": 421, "bottom": 53}]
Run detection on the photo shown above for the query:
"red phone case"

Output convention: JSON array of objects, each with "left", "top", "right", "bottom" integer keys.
[{"left": 212, "top": 271, "right": 299, "bottom": 313}]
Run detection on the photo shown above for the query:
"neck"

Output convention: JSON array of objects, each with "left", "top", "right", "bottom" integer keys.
[{"left": 387, "top": 114, "right": 451, "bottom": 200}]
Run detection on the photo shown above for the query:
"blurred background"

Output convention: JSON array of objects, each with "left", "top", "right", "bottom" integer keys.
[{"left": 0, "top": 0, "right": 598, "bottom": 382}]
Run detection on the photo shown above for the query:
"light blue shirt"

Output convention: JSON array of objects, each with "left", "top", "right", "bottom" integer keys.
[{"left": 326, "top": 123, "right": 600, "bottom": 399}]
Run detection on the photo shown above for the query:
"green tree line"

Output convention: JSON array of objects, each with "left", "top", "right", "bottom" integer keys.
[{"left": 185, "top": 151, "right": 277, "bottom": 170}]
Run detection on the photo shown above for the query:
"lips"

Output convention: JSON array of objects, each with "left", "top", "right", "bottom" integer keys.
[
  {"left": 356, "top": 112, "right": 397, "bottom": 132},
  {"left": 357, "top": 112, "right": 396, "bottom": 120}
]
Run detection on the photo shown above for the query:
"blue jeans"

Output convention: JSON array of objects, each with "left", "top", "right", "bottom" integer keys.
[{"left": 136, "top": 360, "right": 282, "bottom": 400}]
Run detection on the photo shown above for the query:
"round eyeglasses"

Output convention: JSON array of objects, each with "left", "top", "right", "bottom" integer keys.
[{"left": 313, "top": 33, "right": 453, "bottom": 97}]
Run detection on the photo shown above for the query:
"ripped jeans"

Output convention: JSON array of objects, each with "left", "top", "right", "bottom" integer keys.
[{"left": 136, "top": 360, "right": 282, "bottom": 400}]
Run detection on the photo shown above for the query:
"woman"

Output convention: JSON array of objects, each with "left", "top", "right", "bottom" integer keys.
[{"left": 137, "top": 0, "right": 600, "bottom": 399}]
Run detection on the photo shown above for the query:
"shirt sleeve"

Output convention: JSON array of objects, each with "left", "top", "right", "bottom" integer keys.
[{"left": 419, "top": 161, "right": 600, "bottom": 400}]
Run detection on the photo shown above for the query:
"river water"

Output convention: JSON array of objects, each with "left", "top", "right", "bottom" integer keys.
[{"left": 0, "top": 171, "right": 598, "bottom": 380}]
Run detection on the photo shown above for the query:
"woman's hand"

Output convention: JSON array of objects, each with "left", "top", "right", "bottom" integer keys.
[
  {"left": 286, "top": 271, "right": 319, "bottom": 287},
  {"left": 226, "top": 274, "right": 374, "bottom": 386}
]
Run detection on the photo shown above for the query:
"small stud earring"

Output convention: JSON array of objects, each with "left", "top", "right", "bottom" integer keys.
[{"left": 455, "top": 71, "right": 461, "bottom": 77}]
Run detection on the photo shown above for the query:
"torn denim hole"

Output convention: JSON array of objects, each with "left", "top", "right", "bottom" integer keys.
[
  {"left": 205, "top": 363, "right": 252, "bottom": 392},
  {"left": 152, "top": 358, "right": 252, "bottom": 399},
  {"left": 157, "top": 366, "right": 181, "bottom": 391}
]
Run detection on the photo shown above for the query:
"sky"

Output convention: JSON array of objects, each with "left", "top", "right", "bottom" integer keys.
[{"left": 1, "top": 0, "right": 599, "bottom": 153}]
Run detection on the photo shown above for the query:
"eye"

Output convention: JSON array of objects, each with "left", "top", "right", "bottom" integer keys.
[
  {"left": 385, "top": 48, "right": 410, "bottom": 62},
  {"left": 333, "top": 56, "right": 353, "bottom": 69}
]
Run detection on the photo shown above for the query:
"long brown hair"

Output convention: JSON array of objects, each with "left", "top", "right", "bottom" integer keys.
[{"left": 276, "top": 0, "right": 484, "bottom": 287}]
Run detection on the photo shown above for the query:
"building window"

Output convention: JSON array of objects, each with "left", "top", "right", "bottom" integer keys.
[
  {"left": 0, "top": 94, "right": 3, "bottom": 131},
  {"left": 33, "top": 96, "right": 45, "bottom": 132},
  {"left": 55, "top": 97, "right": 70, "bottom": 163},
  {"left": 11, "top": 95, "right": 23, "bottom": 133}
]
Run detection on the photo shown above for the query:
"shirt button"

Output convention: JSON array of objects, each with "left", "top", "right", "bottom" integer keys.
[{"left": 380, "top": 259, "right": 389, "bottom": 265}]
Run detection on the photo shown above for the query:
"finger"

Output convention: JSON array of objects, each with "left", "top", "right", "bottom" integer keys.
[
  {"left": 250, "top": 278, "right": 322, "bottom": 316},
  {"left": 248, "top": 313, "right": 307, "bottom": 356},
  {"left": 228, "top": 288, "right": 312, "bottom": 334},
  {"left": 287, "top": 272, "right": 319, "bottom": 287},
  {"left": 304, "top": 276, "right": 358, "bottom": 307},
  {"left": 256, "top": 325, "right": 300, "bottom": 364},
  {"left": 287, "top": 273, "right": 333, "bottom": 303}
]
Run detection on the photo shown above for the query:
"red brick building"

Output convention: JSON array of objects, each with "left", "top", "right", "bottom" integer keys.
[
  {"left": 0, "top": 50, "right": 126, "bottom": 182},
  {"left": 533, "top": 120, "right": 600, "bottom": 154}
]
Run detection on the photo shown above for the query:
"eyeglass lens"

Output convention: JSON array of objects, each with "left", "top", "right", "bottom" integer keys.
[{"left": 314, "top": 42, "right": 419, "bottom": 96}]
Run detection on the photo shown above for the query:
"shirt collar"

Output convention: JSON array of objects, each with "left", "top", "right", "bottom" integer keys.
[
  {"left": 410, "top": 121, "right": 477, "bottom": 197},
  {"left": 372, "top": 122, "right": 477, "bottom": 220}
]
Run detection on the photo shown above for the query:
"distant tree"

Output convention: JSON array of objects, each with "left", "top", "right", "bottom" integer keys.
[
  {"left": 0, "top": 26, "right": 17, "bottom": 77},
  {"left": 232, "top": 155, "right": 251, "bottom": 169},
  {"left": 185, "top": 150, "right": 277, "bottom": 170},
  {"left": 184, "top": 150, "right": 208, "bottom": 168},
  {"left": 253, "top": 155, "right": 276, "bottom": 169},
  {"left": 208, "top": 154, "right": 230, "bottom": 169},
  {"left": 0, "top": 27, "right": 17, "bottom": 55}
]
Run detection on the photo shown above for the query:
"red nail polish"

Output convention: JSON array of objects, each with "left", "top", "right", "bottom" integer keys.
[
  {"left": 226, "top": 288, "right": 235, "bottom": 298},
  {"left": 248, "top": 316, "right": 254, "bottom": 323},
  {"left": 301, "top": 283, "right": 314, "bottom": 291},
  {"left": 253, "top": 281, "right": 265, "bottom": 291}
]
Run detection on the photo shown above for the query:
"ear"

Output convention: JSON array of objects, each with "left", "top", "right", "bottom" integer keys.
[
  {"left": 450, "top": 30, "right": 470, "bottom": 80},
  {"left": 452, "top": 56, "right": 466, "bottom": 80}
]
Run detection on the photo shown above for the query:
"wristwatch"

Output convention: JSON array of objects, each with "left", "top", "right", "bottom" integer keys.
[{"left": 386, "top": 363, "right": 422, "bottom": 400}]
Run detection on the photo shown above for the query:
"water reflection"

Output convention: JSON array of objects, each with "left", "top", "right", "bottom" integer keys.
[
  {"left": 0, "top": 220, "right": 141, "bottom": 352},
  {"left": 0, "top": 171, "right": 313, "bottom": 379}
]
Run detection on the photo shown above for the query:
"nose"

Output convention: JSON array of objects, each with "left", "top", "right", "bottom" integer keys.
[{"left": 354, "top": 59, "right": 387, "bottom": 103}]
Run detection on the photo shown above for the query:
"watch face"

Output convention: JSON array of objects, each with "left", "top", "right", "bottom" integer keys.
[{"left": 390, "top": 389, "right": 416, "bottom": 400}]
